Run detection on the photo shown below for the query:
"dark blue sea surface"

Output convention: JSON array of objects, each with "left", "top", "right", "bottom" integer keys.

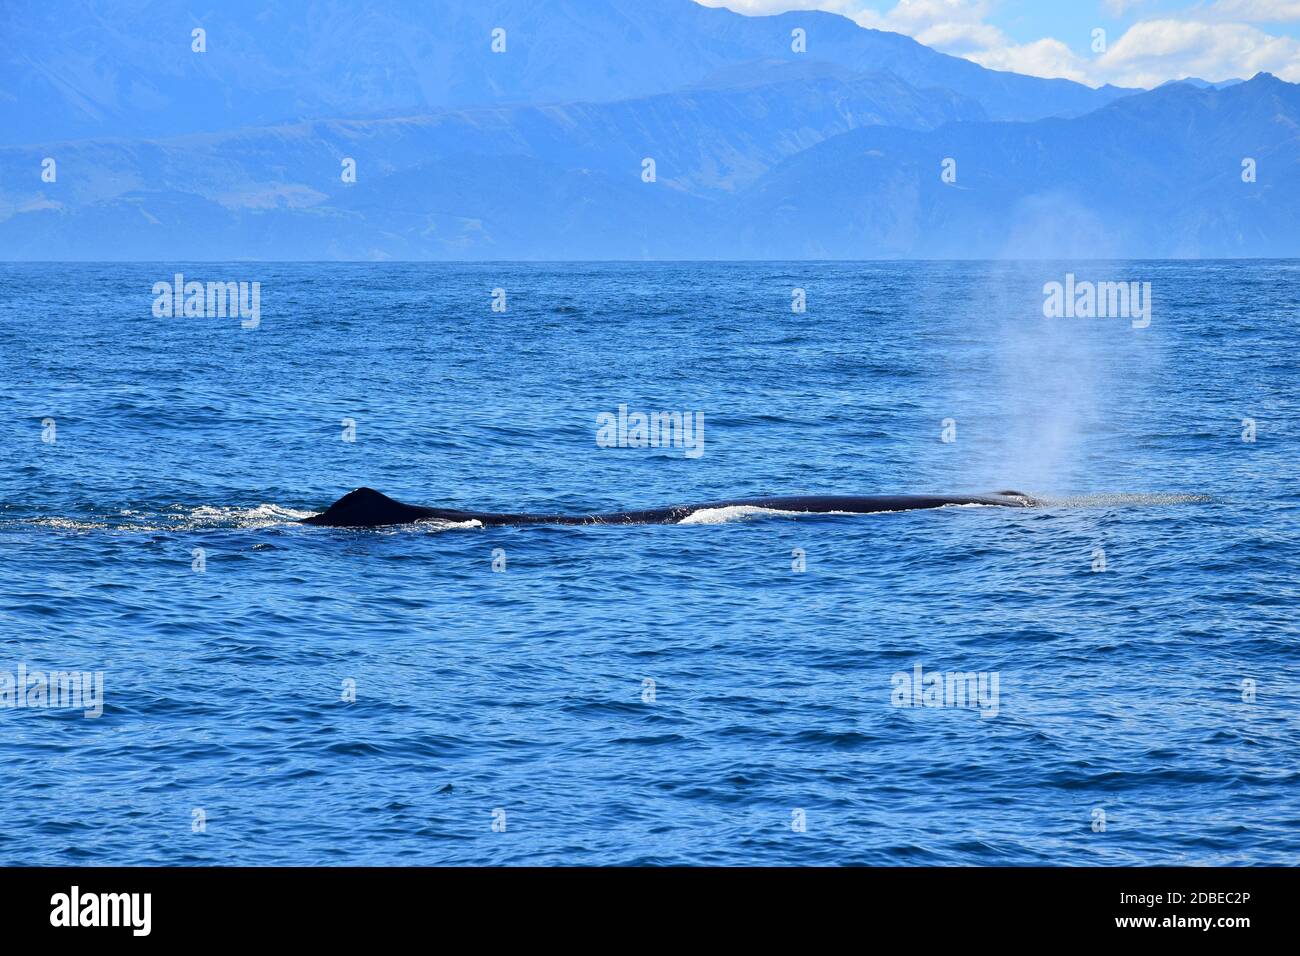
[{"left": 0, "top": 261, "right": 1296, "bottom": 865}]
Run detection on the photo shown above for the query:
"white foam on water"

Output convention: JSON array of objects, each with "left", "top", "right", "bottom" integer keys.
[
  {"left": 412, "top": 518, "right": 484, "bottom": 532},
  {"left": 24, "top": 504, "right": 318, "bottom": 533},
  {"left": 186, "top": 504, "right": 317, "bottom": 529},
  {"left": 677, "top": 505, "right": 806, "bottom": 525},
  {"left": 29, "top": 517, "right": 111, "bottom": 531}
]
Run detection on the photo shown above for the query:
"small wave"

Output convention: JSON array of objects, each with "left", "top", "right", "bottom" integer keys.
[
  {"left": 677, "top": 505, "right": 805, "bottom": 525},
  {"left": 17, "top": 504, "right": 314, "bottom": 533},
  {"left": 412, "top": 518, "right": 483, "bottom": 532},
  {"left": 185, "top": 504, "right": 317, "bottom": 529},
  {"left": 28, "top": 517, "right": 111, "bottom": 532}
]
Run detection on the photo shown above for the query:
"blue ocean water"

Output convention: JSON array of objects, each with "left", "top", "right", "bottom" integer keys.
[{"left": 0, "top": 261, "right": 1296, "bottom": 866}]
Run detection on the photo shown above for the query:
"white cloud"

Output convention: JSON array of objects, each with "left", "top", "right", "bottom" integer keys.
[
  {"left": 967, "top": 38, "right": 1093, "bottom": 84},
  {"left": 1102, "top": 0, "right": 1150, "bottom": 16},
  {"left": 692, "top": 1, "right": 1300, "bottom": 88},
  {"left": 1208, "top": 1, "right": 1300, "bottom": 21},
  {"left": 842, "top": 0, "right": 1097, "bottom": 82},
  {"left": 852, "top": 0, "right": 1000, "bottom": 52},
  {"left": 699, "top": 0, "right": 1094, "bottom": 81},
  {"left": 911, "top": 20, "right": 1008, "bottom": 54},
  {"left": 1096, "top": 18, "right": 1300, "bottom": 85}
]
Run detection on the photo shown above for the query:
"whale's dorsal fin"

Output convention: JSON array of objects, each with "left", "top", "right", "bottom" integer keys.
[
  {"left": 335, "top": 487, "right": 389, "bottom": 506},
  {"left": 301, "top": 487, "right": 432, "bottom": 527}
]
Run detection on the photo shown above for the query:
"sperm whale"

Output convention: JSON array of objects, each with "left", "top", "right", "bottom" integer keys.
[{"left": 300, "top": 487, "right": 1036, "bottom": 528}]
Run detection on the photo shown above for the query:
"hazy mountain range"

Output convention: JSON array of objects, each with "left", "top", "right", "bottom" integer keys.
[{"left": 1, "top": 0, "right": 1295, "bottom": 259}]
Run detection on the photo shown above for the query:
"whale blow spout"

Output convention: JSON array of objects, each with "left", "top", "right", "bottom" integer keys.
[{"left": 300, "top": 488, "right": 1037, "bottom": 529}]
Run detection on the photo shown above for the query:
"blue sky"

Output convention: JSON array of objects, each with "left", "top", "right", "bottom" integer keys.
[{"left": 697, "top": 0, "right": 1300, "bottom": 87}]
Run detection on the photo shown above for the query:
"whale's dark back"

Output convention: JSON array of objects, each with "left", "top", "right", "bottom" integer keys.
[
  {"left": 300, "top": 488, "right": 1035, "bottom": 528},
  {"left": 300, "top": 488, "right": 445, "bottom": 527}
]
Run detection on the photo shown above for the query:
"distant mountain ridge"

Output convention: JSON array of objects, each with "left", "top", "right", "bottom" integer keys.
[
  {"left": 717, "top": 72, "right": 1300, "bottom": 259},
  {"left": 0, "top": 0, "right": 1134, "bottom": 146},
  {"left": 1, "top": 3, "right": 1293, "bottom": 259},
  {"left": 1158, "top": 77, "right": 1245, "bottom": 90}
]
